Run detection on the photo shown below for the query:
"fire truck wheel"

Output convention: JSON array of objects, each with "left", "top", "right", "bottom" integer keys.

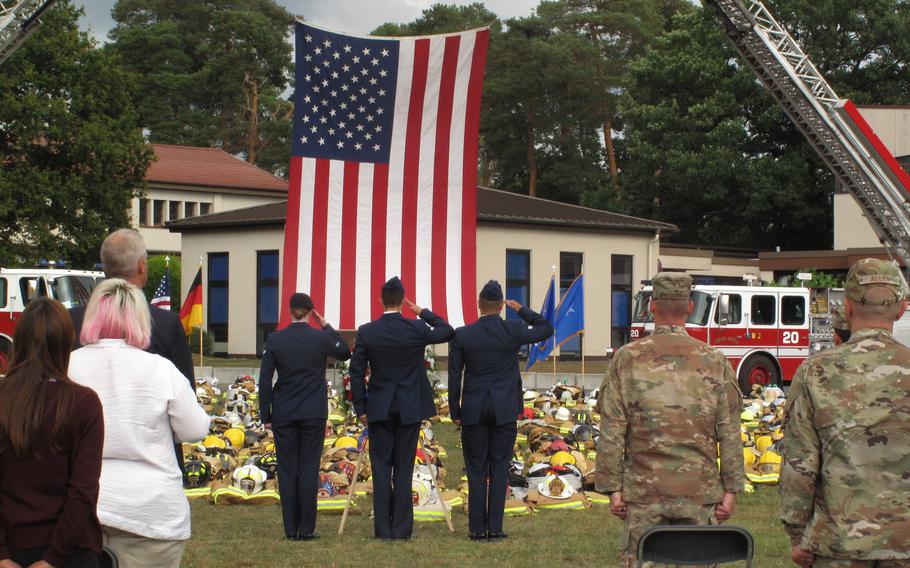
[
  {"left": 0, "top": 337, "right": 10, "bottom": 374},
  {"left": 738, "top": 354, "right": 779, "bottom": 392}
]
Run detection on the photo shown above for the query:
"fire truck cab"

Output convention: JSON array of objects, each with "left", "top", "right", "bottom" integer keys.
[
  {"left": 0, "top": 267, "right": 104, "bottom": 369},
  {"left": 631, "top": 285, "right": 817, "bottom": 392}
]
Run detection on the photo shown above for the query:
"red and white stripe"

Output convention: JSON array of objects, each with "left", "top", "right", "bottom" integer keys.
[{"left": 281, "top": 27, "right": 488, "bottom": 329}]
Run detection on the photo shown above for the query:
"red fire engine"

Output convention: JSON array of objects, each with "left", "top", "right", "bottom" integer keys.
[
  {"left": 0, "top": 267, "right": 104, "bottom": 369},
  {"left": 630, "top": 284, "right": 844, "bottom": 392}
]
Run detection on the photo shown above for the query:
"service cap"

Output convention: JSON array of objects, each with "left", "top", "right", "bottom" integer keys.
[
  {"left": 289, "top": 292, "right": 314, "bottom": 309},
  {"left": 382, "top": 276, "right": 405, "bottom": 295},
  {"left": 844, "top": 258, "right": 904, "bottom": 305},
  {"left": 652, "top": 272, "right": 692, "bottom": 300},
  {"left": 479, "top": 280, "right": 503, "bottom": 302}
]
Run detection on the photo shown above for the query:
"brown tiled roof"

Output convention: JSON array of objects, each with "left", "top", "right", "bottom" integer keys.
[
  {"left": 477, "top": 187, "right": 675, "bottom": 231},
  {"left": 167, "top": 187, "right": 675, "bottom": 232},
  {"left": 146, "top": 144, "right": 288, "bottom": 193}
]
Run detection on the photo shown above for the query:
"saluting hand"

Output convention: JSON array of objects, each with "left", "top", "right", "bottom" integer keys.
[
  {"left": 404, "top": 298, "right": 423, "bottom": 315},
  {"left": 310, "top": 309, "right": 327, "bottom": 327},
  {"left": 505, "top": 299, "right": 522, "bottom": 311}
]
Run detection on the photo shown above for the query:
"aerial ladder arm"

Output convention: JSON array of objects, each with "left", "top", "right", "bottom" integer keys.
[
  {"left": 0, "top": 0, "right": 58, "bottom": 66},
  {"left": 703, "top": 0, "right": 910, "bottom": 267}
]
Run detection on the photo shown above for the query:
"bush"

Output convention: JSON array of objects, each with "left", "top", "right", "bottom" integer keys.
[
  {"left": 144, "top": 255, "right": 182, "bottom": 310},
  {"left": 189, "top": 326, "right": 214, "bottom": 356}
]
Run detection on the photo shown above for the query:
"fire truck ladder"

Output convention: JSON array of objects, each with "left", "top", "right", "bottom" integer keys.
[
  {"left": 0, "top": 0, "right": 57, "bottom": 66},
  {"left": 704, "top": 0, "right": 910, "bottom": 267}
]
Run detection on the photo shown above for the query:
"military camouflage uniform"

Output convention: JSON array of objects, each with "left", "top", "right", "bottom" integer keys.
[
  {"left": 596, "top": 272, "right": 745, "bottom": 565},
  {"left": 781, "top": 258, "right": 910, "bottom": 566}
]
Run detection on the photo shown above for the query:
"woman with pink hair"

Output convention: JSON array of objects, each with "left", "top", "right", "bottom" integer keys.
[{"left": 69, "top": 279, "right": 208, "bottom": 568}]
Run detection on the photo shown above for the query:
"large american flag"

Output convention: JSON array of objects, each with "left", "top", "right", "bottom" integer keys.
[{"left": 280, "top": 22, "right": 489, "bottom": 329}]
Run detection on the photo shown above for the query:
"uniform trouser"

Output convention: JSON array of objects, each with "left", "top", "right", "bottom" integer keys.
[
  {"left": 461, "top": 395, "right": 518, "bottom": 535},
  {"left": 369, "top": 409, "right": 421, "bottom": 539},
  {"left": 272, "top": 418, "right": 325, "bottom": 538},
  {"left": 102, "top": 526, "right": 185, "bottom": 568},
  {"left": 623, "top": 500, "right": 716, "bottom": 567},
  {"left": 812, "top": 559, "right": 910, "bottom": 567}
]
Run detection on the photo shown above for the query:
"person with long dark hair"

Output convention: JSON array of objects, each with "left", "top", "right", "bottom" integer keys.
[{"left": 0, "top": 298, "right": 104, "bottom": 568}]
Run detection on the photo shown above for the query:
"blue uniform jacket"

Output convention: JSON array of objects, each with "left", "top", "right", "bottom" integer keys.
[
  {"left": 258, "top": 322, "right": 351, "bottom": 423},
  {"left": 448, "top": 306, "right": 554, "bottom": 426},
  {"left": 349, "top": 309, "right": 454, "bottom": 425}
]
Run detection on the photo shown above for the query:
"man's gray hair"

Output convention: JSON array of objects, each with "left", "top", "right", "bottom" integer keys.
[{"left": 100, "top": 228, "right": 147, "bottom": 279}]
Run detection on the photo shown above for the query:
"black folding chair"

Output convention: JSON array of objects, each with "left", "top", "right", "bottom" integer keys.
[
  {"left": 98, "top": 546, "right": 119, "bottom": 568},
  {"left": 637, "top": 525, "right": 754, "bottom": 567}
]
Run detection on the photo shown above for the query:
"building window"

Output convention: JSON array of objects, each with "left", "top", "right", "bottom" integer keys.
[
  {"left": 138, "top": 199, "right": 149, "bottom": 227},
  {"left": 184, "top": 202, "right": 197, "bottom": 218},
  {"left": 559, "top": 252, "right": 583, "bottom": 356},
  {"left": 611, "top": 255, "right": 633, "bottom": 348},
  {"left": 505, "top": 250, "right": 531, "bottom": 353},
  {"left": 208, "top": 253, "right": 229, "bottom": 355},
  {"left": 200, "top": 203, "right": 212, "bottom": 215},
  {"left": 153, "top": 200, "right": 165, "bottom": 226},
  {"left": 169, "top": 201, "right": 181, "bottom": 221},
  {"left": 257, "top": 250, "right": 280, "bottom": 354}
]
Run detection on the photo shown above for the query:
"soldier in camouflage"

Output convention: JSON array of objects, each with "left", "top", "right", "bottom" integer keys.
[
  {"left": 781, "top": 258, "right": 910, "bottom": 568},
  {"left": 595, "top": 272, "right": 745, "bottom": 567},
  {"left": 832, "top": 305, "right": 851, "bottom": 345}
]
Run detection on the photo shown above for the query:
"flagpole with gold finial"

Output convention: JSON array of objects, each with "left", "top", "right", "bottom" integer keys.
[{"left": 198, "top": 255, "right": 204, "bottom": 367}]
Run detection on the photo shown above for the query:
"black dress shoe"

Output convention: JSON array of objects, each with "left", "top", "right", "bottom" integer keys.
[
  {"left": 487, "top": 532, "right": 508, "bottom": 540},
  {"left": 298, "top": 533, "right": 319, "bottom": 541},
  {"left": 468, "top": 532, "right": 487, "bottom": 541}
]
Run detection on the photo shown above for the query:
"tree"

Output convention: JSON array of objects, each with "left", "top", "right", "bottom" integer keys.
[
  {"left": 536, "top": 0, "right": 675, "bottom": 189},
  {"left": 482, "top": 15, "right": 609, "bottom": 199},
  {"left": 606, "top": 1, "right": 910, "bottom": 250},
  {"left": 0, "top": 2, "right": 150, "bottom": 267},
  {"left": 108, "top": 0, "right": 295, "bottom": 175}
]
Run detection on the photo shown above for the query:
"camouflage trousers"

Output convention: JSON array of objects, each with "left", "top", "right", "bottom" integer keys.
[
  {"left": 812, "top": 559, "right": 910, "bottom": 568},
  {"left": 622, "top": 500, "right": 716, "bottom": 568}
]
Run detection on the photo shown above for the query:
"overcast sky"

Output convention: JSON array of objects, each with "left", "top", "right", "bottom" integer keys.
[{"left": 76, "top": 0, "right": 540, "bottom": 42}]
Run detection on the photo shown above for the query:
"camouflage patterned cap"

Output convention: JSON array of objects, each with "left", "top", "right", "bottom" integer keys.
[
  {"left": 844, "top": 258, "right": 905, "bottom": 305},
  {"left": 652, "top": 272, "right": 692, "bottom": 300},
  {"left": 831, "top": 305, "right": 849, "bottom": 331}
]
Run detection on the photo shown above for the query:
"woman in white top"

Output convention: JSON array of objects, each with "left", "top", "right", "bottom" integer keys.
[{"left": 68, "top": 279, "right": 209, "bottom": 568}]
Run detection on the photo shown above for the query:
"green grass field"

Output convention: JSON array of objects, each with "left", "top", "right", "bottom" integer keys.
[{"left": 184, "top": 421, "right": 790, "bottom": 568}]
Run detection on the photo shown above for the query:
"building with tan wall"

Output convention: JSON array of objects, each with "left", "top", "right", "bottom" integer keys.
[
  {"left": 833, "top": 105, "right": 910, "bottom": 250},
  {"left": 131, "top": 144, "right": 287, "bottom": 253},
  {"left": 168, "top": 187, "right": 674, "bottom": 357},
  {"left": 761, "top": 105, "right": 910, "bottom": 277}
]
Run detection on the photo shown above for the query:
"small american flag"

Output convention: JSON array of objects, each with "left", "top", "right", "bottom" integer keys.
[
  {"left": 280, "top": 22, "right": 489, "bottom": 329},
  {"left": 151, "top": 269, "right": 171, "bottom": 310}
]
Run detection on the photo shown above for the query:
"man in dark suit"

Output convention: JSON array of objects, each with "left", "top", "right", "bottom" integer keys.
[
  {"left": 448, "top": 280, "right": 554, "bottom": 540},
  {"left": 69, "top": 228, "right": 195, "bottom": 386},
  {"left": 259, "top": 292, "right": 350, "bottom": 540},
  {"left": 349, "top": 276, "right": 454, "bottom": 540}
]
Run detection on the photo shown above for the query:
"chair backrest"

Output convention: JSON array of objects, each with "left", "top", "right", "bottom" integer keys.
[
  {"left": 637, "top": 525, "right": 753, "bottom": 567},
  {"left": 98, "top": 546, "right": 119, "bottom": 568}
]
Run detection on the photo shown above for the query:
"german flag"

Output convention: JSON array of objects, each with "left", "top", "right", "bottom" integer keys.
[{"left": 179, "top": 268, "right": 203, "bottom": 335}]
